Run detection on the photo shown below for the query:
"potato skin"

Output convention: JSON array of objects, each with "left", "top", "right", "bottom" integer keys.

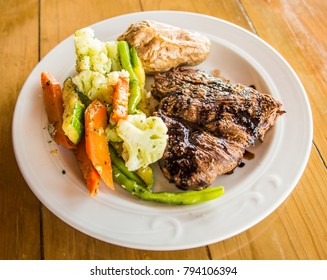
[{"left": 117, "top": 20, "right": 211, "bottom": 74}]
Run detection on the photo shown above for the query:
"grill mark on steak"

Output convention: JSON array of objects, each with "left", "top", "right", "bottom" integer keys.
[{"left": 153, "top": 67, "right": 285, "bottom": 190}]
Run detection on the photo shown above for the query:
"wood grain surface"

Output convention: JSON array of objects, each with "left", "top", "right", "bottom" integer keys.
[{"left": 1, "top": 0, "right": 326, "bottom": 260}]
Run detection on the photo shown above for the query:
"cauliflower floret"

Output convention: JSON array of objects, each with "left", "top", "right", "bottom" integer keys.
[
  {"left": 116, "top": 114, "right": 168, "bottom": 171},
  {"left": 74, "top": 27, "right": 111, "bottom": 74},
  {"left": 72, "top": 70, "right": 129, "bottom": 105},
  {"left": 105, "top": 41, "right": 122, "bottom": 71}
]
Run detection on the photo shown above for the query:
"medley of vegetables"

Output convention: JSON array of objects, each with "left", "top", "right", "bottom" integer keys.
[{"left": 40, "top": 27, "right": 224, "bottom": 205}]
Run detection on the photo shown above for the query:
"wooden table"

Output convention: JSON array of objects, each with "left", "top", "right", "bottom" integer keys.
[{"left": 1, "top": 0, "right": 326, "bottom": 260}]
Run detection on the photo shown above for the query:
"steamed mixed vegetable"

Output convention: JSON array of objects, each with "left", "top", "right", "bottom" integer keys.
[{"left": 40, "top": 27, "right": 224, "bottom": 205}]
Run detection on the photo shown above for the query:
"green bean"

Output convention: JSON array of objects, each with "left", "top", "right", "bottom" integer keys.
[
  {"left": 117, "top": 41, "right": 141, "bottom": 114},
  {"left": 109, "top": 143, "right": 146, "bottom": 187},
  {"left": 130, "top": 46, "right": 145, "bottom": 88},
  {"left": 112, "top": 165, "right": 224, "bottom": 205}
]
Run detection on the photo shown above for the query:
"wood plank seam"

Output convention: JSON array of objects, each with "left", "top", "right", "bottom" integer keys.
[
  {"left": 40, "top": 204, "right": 45, "bottom": 260},
  {"left": 205, "top": 245, "right": 213, "bottom": 260},
  {"left": 38, "top": 0, "right": 41, "bottom": 62},
  {"left": 138, "top": 0, "right": 144, "bottom": 11},
  {"left": 238, "top": 0, "right": 257, "bottom": 34},
  {"left": 313, "top": 142, "right": 327, "bottom": 170}
]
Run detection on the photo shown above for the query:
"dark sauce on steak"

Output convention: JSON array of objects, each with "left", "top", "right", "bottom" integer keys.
[{"left": 153, "top": 67, "right": 284, "bottom": 190}]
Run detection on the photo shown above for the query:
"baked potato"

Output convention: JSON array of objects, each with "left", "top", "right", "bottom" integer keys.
[{"left": 117, "top": 20, "right": 211, "bottom": 74}]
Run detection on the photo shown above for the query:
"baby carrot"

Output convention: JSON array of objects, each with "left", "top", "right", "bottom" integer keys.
[
  {"left": 111, "top": 75, "right": 129, "bottom": 123},
  {"left": 74, "top": 136, "right": 100, "bottom": 196},
  {"left": 84, "top": 99, "right": 114, "bottom": 190},
  {"left": 41, "top": 71, "right": 76, "bottom": 149}
]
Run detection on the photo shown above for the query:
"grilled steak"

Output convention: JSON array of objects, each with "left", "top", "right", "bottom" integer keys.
[
  {"left": 157, "top": 113, "right": 245, "bottom": 190},
  {"left": 153, "top": 67, "right": 285, "bottom": 190}
]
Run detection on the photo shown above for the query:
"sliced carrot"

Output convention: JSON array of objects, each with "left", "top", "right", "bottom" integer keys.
[
  {"left": 84, "top": 99, "right": 114, "bottom": 190},
  {"left": 111, "top": 75, "right": 129, "bottom": 123},
  {"left": 74, "top": 137, "right": 100, "bottom": 196},
  {"left": 41, "top": 71, "right": 76, "bottom": 149}
]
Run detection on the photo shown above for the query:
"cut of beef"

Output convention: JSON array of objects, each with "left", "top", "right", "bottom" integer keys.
[
  {"left": 153, "top": 67, "right": 285, "bottom": 190},
  {"left": 157, "top": 113, "right": 245, "bottom": 190}
]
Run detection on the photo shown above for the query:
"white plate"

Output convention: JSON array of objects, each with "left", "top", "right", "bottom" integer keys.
[{"left": 12, "top": 11, "right": 313, "bottom": 250}]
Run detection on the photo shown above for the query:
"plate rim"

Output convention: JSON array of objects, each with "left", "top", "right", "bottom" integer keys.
[{"left": 12, "top": 10, "right": 313, "bottom": 251}]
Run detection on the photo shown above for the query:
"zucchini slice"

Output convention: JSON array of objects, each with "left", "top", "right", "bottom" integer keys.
[
  {"left": 136, "top": 165, "right": 154, "bottom": 190},
  {"left": 62, "top": 78, "right": 85, "bottom": 145}
]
